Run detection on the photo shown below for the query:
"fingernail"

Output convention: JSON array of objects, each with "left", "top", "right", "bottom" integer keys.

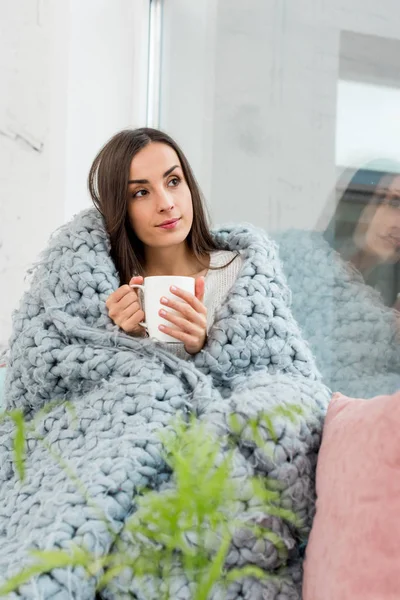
[
  {"left": 159, "top": 324, "right": 165, "bottom": 331},
  {"left": 161, "top": 297, "right": 168, "bottom": 304},
  {"left": 159, "top": 309, "right": 167, "bottom": 316},
  {"left": 170, "top": 286, "right": 177, "bottom": 292}
]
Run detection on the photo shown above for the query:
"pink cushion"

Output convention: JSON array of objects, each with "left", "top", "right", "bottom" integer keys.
[{"left": 303, "top": 391, "right": 400, "bottom": 600}]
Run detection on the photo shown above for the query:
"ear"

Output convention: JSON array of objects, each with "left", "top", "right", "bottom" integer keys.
[{"left": 195, "top": 276, "right": 205, "bottom": 302}]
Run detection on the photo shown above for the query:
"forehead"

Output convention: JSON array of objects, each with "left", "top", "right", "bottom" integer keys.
[{"left": 129, "top": 142, "right": 181, "bottom": 178}]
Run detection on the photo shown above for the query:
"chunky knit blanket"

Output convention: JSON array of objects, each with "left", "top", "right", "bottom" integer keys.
[
  {"left": 1, "top": 209, "right": 329, "bottom": 599},
  {"left": 274, "top": 230, "right": 400, "bottom": 399}
]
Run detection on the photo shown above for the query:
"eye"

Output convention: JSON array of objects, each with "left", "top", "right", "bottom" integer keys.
[
  {"left": 388, "top": 196, "right": 400, "bottom": 209},
  {"left": 133, "top": 189, "right": 148, "bottom": 199},
  {"left": 168, "top": 176, "right": 180, "bottom": 187}
]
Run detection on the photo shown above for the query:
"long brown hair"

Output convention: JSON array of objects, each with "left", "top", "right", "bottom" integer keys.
[
  {"left": 88, "top": 128, "right": 220, "bottom": 284},
  {"left": 324, "top": 163, "right": 400, "bottom": 305}
]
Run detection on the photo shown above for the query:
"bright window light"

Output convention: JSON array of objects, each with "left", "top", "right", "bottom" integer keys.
[{"left": 336, "top": 80, "right": 400, "bottom": 172}]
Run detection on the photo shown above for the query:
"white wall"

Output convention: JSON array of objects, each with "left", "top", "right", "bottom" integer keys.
[
  {"left": 65, "top": 0, "right": 149, "bottom": 221},
  {"left": 0, "top": 0, "right": 148, "bottom": 351},
  {"left": 0, "top": 0, "right": 67, "bottom": 352}
]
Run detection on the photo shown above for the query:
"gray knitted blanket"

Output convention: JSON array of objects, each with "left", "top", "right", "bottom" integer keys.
[
  {"left": 274, "top": 230, "right": 400, "bottom": 398},
  {"left": 1, "top": 209, "right": 329, "bottom": 599}
]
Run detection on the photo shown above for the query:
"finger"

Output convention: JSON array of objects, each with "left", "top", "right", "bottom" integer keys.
[
  {"left": 121, "top": 310, "right": 145, "bottom": 332},
  {"left": 160, "top": 297, "right": 206, "bottom": 327},
  {"left": 195, "top": 276, "right": 205, "bottom": 302},
  {"left": 167, "top": 287, "right": 207, "bottom": 315},
  {"left": 129, "top": 276, "right": 144, "bottom": 286},
  {"left": 119, "top": 300, "right": 141, "bottom": 322},
  {"left": 158, "top": 324, "right": 197, "bottom": 345},
  {"left": 106, "top": 284, "right": 132, "bottom": 309},
  {"left": 118, "top": 291, "right": 140, "bottom": 312},
  {"left": 159, "top": 309, "right": 205, "bottom": 336},
  {"left": 108, "top": 292, "right": 138, "bottom": 318}
]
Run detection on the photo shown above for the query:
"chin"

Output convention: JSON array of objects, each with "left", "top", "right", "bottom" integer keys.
[{"left": 147, "top": 228, "right": 190, "bottom": 249}]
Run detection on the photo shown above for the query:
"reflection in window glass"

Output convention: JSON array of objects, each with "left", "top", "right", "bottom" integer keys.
[{"left": 159, "top": 2, "right": 400, "bottom": 399}]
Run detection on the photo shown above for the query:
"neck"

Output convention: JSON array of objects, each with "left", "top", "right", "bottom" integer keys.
[
  {"left": 144, "top": 242, "right": 209, "bottom": 277},
  {"left": 350, "top": 248, "right": 380, "bottom": 273}
]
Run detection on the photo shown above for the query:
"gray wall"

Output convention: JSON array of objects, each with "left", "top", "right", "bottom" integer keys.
[{"left": 161, "top": 0, "right": 400, "bottom": 231}]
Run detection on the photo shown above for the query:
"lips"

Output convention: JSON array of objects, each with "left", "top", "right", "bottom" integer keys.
[{"left": 157, "top": 218, "right": 181, "bottom": 228}]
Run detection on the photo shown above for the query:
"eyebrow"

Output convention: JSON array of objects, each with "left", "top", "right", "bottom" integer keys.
[{"left": 128, "top": 165, "right": 179, "bottom": 185}]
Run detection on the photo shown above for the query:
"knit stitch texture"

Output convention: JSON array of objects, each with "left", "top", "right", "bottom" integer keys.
[
  {"left": 1, "top": 209, "right": 330, "bottom": 599},
  {"left": 274, "top": 230, "right": 400, "bottom": 398}
]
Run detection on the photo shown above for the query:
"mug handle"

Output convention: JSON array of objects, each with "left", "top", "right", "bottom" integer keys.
[{"left": 129, "top": 284, "right": 148, "bottom": 330}]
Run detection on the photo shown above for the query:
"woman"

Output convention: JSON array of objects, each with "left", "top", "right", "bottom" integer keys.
[
  {"left": 324, "top": 164, "right": 400, "bottom": 308},
  {"left": 274, "top": 162, "right": 400, "bottom": 399},
  {"left": 91, "top": 128, "right": 242, "bottom": 356},
  {"left": 1, "top": 128, "right": 329, "bottom": 599}
]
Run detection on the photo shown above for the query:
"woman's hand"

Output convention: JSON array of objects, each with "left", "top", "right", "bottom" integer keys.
[
  {"left": 106, "top": 276, "right": 146, "bottom": 336},
  {"left": 158, "top": 277, "right": 207, "bottom": 354}
]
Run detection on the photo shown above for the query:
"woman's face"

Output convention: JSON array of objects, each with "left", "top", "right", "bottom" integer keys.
[
  {"left": 355, "top": 175, "right": 400, "bottom": 263},
  {"left": 127, "top": 142, "right": 193, "bottom": 249}
]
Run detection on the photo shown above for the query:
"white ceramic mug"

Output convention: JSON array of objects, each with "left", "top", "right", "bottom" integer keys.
[{"left": 130, "top": 276, "right": 195, "bottom": 342}]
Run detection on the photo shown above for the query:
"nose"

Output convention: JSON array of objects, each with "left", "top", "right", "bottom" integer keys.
[{"left": 156, "top": 188, "right": 174, "bottom": 213}]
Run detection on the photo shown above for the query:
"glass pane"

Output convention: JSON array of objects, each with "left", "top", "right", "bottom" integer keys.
[{"left": 160, "top": 0, "right": 400, "bottom": 397}]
